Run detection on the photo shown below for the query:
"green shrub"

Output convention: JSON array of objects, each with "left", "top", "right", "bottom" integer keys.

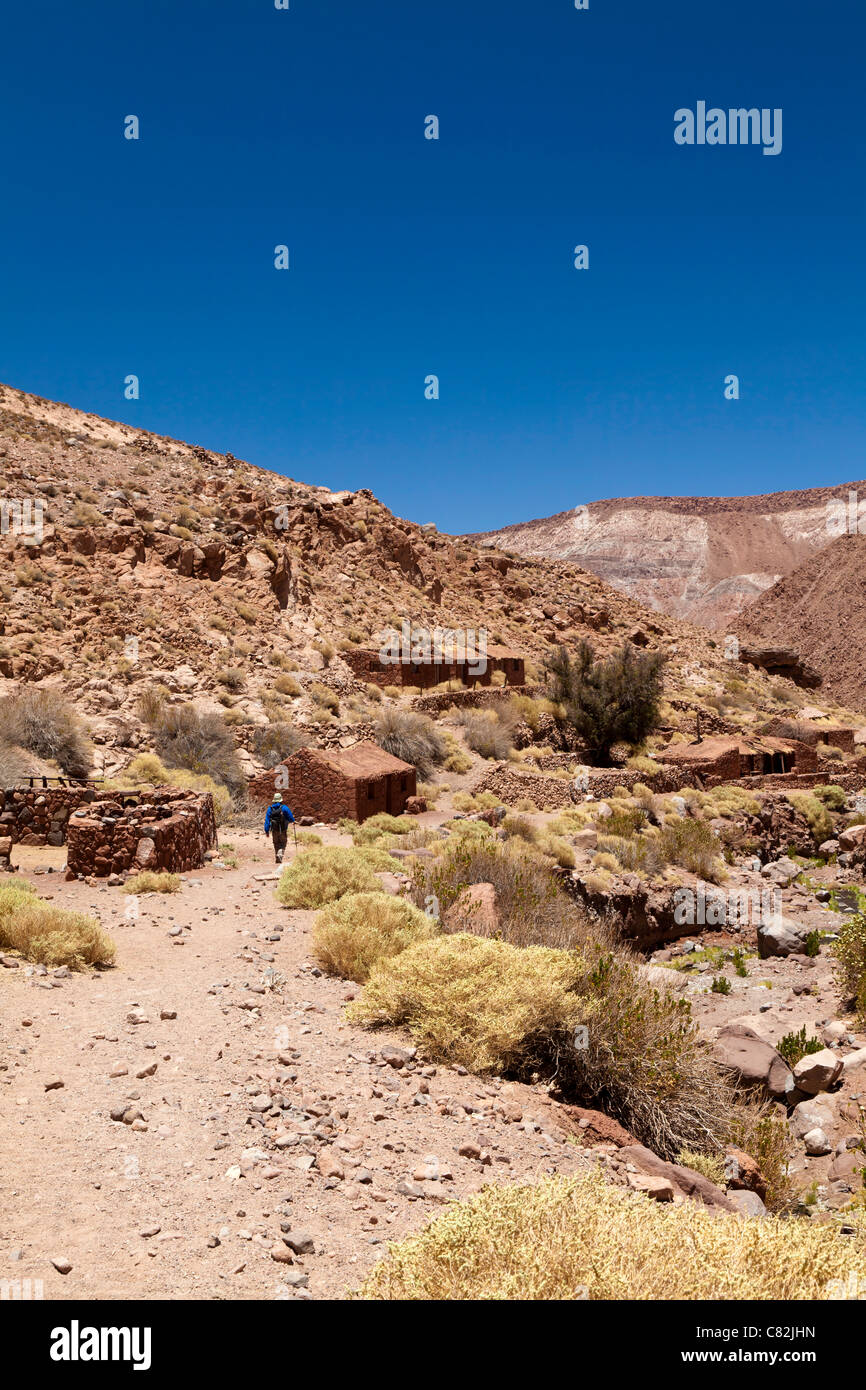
[
  {"left": 786, "top": 792, "right": 834, "bottom": 846},
  {"left": 832, "top": 912, "right": 866, "bottom": 1024},
  {"left": 777, "top": 1027, "right": 823, "bottom": 1067},
  {"left": 545, "top": 640, "right": 665, "bottom": 764}
]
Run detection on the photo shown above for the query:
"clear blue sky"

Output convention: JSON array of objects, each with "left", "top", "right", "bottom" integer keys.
[{"left": 0, "top": 0, "right": 863, "bottom": 532}]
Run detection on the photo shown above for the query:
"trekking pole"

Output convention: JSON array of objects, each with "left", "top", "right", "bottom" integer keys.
[{"left": 292, "top": 820, "right": 297, "bottom": 850}]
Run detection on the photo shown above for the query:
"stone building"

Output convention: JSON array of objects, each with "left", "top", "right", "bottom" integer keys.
[
  {"left": 661, "top": 735, "right": 817, "bottom": 783},
  {"left": 248, "top": 741, "right": 417, "bottom": 823},
  {"left": 343, "top": 643, "right": 525, "bottom": 691}
]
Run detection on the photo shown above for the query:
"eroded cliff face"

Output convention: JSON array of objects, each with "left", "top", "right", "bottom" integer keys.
[{"left": 466, "top": 484, "right": 866, "bottom": 631}]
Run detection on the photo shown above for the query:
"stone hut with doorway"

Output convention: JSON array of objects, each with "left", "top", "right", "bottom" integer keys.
[
  {"left": 249, "top": 741, "right": 417, "bottom": 823},
  {"left": 661, "top": 734, "right": 817, "bottom": 784}
]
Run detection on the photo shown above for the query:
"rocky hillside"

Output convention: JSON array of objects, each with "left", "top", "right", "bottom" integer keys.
[
  {"left": 0, "top": 380, "right": 860, "bottom": 782},
  {"left": 738, "top": 533, "right": 866, "bottom": 712},
  {"left": 465, "top": 484, "right": 866, "bottom": 631}
]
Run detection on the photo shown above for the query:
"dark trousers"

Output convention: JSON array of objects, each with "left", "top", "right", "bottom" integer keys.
[{"left": 271, "top": 825, "right": 288, "bottom": 862}]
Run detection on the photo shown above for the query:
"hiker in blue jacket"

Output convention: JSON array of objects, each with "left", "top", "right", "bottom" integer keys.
[{"left": 264, "top": 793, "right": 295, "bottom": 864}]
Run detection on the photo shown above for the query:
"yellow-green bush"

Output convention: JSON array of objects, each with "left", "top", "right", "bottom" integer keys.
[
  {"left": 786, "top": 792, "right": 834, "bottom": 846},
  {"left": 0, "top": 881, "right": 115, "bottom": 969},
  {"left": 313, "top": 891, "right": 436, "bottom": 982},
  {"left": 353, "top": 1169, "right": 865, "bottom": 1301},
  {"left": 122, "top": 872, "right": 181, "bottom": 895},
  {"left": 348, "top": 933, "right": 590, "bottom": 1074},
  {"left": 275, "top": 846, "right": 382, "bottom": 909},
  {"left": 115, "top": 754, "right": 232, "bottom": 824}
]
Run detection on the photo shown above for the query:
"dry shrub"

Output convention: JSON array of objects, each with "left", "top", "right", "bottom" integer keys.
[
  {"left": 273, "top": 674, "right": 301, "bottom": 697},
  {"left": 309, "top": 682, "right": 339, "bottom": 713},
  {"left": 455, "top": 709, "right": 513, "bottom": 760},
  {"left": 727, "top": 1095, "right": 796, "bottom": 1213},
  {"left": 348, "top": 933, "right": 590, "bottom": 1074},
  {"left": 313, "top": 891, "right": 436, "bottom": 982},
  {"left": 565, "top": 948, "right": 731, "bottom": 1158},
  {"left": 122, "top": 872, "right": 181, "bottom": 895},
  {"left": 0, "top": 688, "right": 91, "bottom": 777},
  {"left": 275, "top": 846, "right": 381, "bottom": 909},
  {"left": 656, "top": 817, "right": 726, "bottom": 882},
  {"left": 352, "top": 1169, "right": 865, "bottom": 1301},
  {"left": 374, "top": 708, "right": 447, "bottom": 777},
  {"left": 152, "top": 704, "right": 244, "bottom": 794},
  {"left": 249, "top": 723, "right": 308, "bottom": 769},
  {"left": 0, "top": 881, "right": 115, "bottom": 969},
  {"left": 412, "top": 838, "right": 595, "bottom": 951},
  {"left": 0, "top": 739, "right": 42, "bottom": 784}
]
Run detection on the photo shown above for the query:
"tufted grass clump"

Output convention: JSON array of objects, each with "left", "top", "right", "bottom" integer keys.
[
  {"left": 122, "top": 872, "right": 181, "bottom": 895},
  {"left": 352, "top": 1169, "right": 865, "bottom": 1301},
  {"left": 313, "top": 891, "right": 436, "bottom": 982},
  {"left": 0, "top": 880, "right": 115, "bottom": 969}
]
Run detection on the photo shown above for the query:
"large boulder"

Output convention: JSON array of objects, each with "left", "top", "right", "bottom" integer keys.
[
  {"left": 618, "top": 1144, "right": 739, "bottom": 1213},
  {"left": 712, "top": 1022, "right": 794, "bottom": 1101},
  {"left": 760, "top": 857, "right": 801, "bottom": 887},
  {"left": 792, "top": 1048, "right": 844, "bottom": 1095},
  {"left": 757, "top": 917, "right": 811, "bottom": 959},
  {"left": 443, "top": 882, "right": 500, "bottom": 937},
  {"left": 838, "top": 823, "right": 866, "bottom": 852},
  {"left": 724, "top": 1146, "right": 768, "bottom": 1201}
]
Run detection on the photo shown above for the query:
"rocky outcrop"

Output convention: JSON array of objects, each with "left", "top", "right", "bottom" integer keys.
[{"left": 738, "top": 646, "right": 822, "bottom": 689}]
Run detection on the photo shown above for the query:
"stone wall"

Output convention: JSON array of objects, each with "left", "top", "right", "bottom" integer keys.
[
  {"left": 412, "top": 684, "right": 541, "bottom": 714},
  {"left": 474, "top": 762, "right": 699, "bottom": 809},
  {"left": 65, "top": 787, "right": 216, "bottom": 878},
  {"left": 714, "top": 770, "right": 866, "bottom": 793},
  {"left": 0, "top": 786, "right": 98, "bottom": 847},
  {"left": 345, "top": 649, "right": 525, "bottom": 691}
]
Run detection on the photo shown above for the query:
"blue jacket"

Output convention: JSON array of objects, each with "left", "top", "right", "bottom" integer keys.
[{"left": 264, "top": 802, "right": 295, "bottom": 834}]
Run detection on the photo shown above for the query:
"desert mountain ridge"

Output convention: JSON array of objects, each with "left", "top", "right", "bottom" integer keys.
[
  {"left": 1, "top": 377, "right": 863, "bottom": 784},
  {"left": 465, "top": 480, "right": 866, "bottom": 632}
]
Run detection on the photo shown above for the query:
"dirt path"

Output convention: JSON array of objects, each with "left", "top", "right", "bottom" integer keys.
[{"left": 0, "top": 830, "right": 588, "bottom": 1302}]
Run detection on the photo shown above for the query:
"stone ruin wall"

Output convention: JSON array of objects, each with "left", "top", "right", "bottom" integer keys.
[
  {"left": 412, "top": 684, "right": 541, "bottom": 714},
  {"left": 0, "top": 785, "right": 216, "bottom": 878},
  {"left": 65, "top": 787, "right": 216, "bottom": 878},
  {"left": 475, "top": 762, "right": 702, "bottom": 810},
  {"left": 0, "top": 785, "right": 96, "bottom": 847}
]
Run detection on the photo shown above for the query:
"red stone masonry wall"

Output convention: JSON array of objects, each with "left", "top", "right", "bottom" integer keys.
[
  {"left": 65, "top": 787, "right": 216, "bottom": 878},
  {"left": 248, "top": 749, "right": 416, "bottom": 823},
  {"left": 0, "top": 786, "right": 97, "bottom": 847}
]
